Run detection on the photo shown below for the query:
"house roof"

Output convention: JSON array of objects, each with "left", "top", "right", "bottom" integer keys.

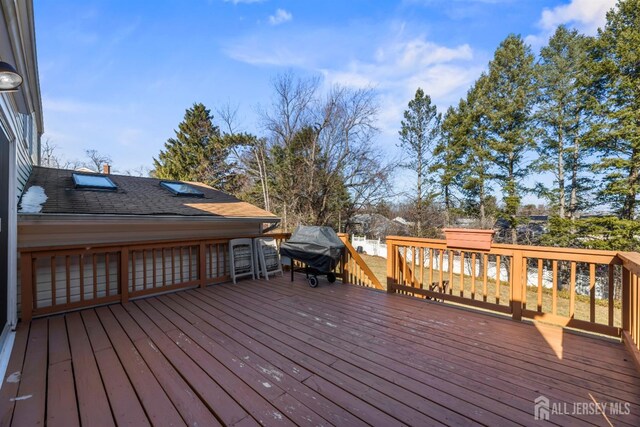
[{"left": 19, "top": 166, "right": 278, "bottom": 220}]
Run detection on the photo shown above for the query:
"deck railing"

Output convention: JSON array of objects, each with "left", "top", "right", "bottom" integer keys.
[
  {"left": 618, "top": 252, "right": 640, "bottom": 367},
  {"left": 338, "top": 233, "right": 383, "bottom": 290},
  {"left": 19, "top": 233, "right": 290, "bottom": 322},
  {"left": 385, "top": 236, "right": 640, "bottom": 365}
]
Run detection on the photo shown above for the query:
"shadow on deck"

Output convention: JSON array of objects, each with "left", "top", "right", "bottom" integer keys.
[{"left": 1, "top": 273, "right": 639, "bottom": 426}]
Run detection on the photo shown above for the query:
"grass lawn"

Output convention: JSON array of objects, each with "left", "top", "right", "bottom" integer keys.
[{"left": 358, "top": 254, "right": 622, "bottom": 328}]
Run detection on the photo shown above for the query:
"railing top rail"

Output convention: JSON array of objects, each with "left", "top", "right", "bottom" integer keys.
[
  {"left": 19, "top": 232, "right": 292, "bottom": 254},
  {"left": 385, "top": 235, "right": 621, "bottom": 258},
  {"left": 618, "top": 252, "right": 640, "bottom": 277}
]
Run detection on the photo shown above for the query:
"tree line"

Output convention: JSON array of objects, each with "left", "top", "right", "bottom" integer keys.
[
  {"left": 153, "top": 74, "right": 391, "bottom": 232},
  {"left": 151, "top": 0, "right": 638, "bottom": 250},
  {"left": 397, "top": 0, "right": 640, "bottom": 249}
]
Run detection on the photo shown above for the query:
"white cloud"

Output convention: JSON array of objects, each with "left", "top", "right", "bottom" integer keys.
[
  {"left": 527, "top": 0, "right": 616, "bottom": 49},
  {"left": 268, "top": 9, "right": 292, "bottom": 26},
  {"left": 539, "top": 0, "right": 615, "bottom": 34},
  {"left": 226, "top": 26, "right": 481, "bottom": 134}
]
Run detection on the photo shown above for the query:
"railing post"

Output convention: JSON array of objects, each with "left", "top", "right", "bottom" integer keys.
[
  {"left": 20, "top": 252, "right": 33, "bottom": 323},
  {"left": 386, "top": 240, "right": 395, "bottom": 293},
  {"left": 511, "top": 250, "right": 523, "bottom": 321},
  {"left": 338, "top": 233, "right": 349, "bottom": 284},
  {"left": 120, "top": 248, "right": 129, "bottom": 303},
  {"left": 199, "top": 242, "right": 207, "bottom": 288},
  {"left": 623, "top": 266, "right": 631, "bottom": 332}
]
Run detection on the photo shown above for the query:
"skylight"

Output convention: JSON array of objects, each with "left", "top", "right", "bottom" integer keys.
[
  {"left": 72, "top": 173, "right": 117, "bottom": 190},
  {"left": 160, "top": 181, "right": 205, "bottom": 197}
]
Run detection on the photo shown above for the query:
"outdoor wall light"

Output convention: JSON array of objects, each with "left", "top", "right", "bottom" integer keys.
[{"left": 0, "top": 61, "right": 23, "bottom": 91}]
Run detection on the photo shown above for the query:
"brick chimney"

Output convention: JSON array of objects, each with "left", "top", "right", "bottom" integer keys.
[{"left": 103, "top": 164, "right": 111, "bottom": 174}]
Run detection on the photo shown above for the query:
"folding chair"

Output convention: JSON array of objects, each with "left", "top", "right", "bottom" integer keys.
[
  {"left": 229, "top": 238, "right": 255, "bottom": 284},
  {"left": 254, "top": 237, "right": 283, "bottom": 280}
]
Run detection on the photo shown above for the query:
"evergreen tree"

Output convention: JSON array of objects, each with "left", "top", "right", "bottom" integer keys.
[
  {"left": 433, "top": 105, "right": 464, "bottom": 226},
  {"left": 591, "top": 0, "right": 640, "bottom": 219},
  {"left": 398, "top": 88, "right": 441, "bottom": 236},
  {"left": 153, "top": 103, "right": 236, "bottom": 191},
  {"left": 484, "top": 35, "right": 538, "bottom": 243},
  {"left": 441, "top": 74, "right": 495, "bottom": 228},
  {"left": 535, "top": 26, "right": 594, "bottom": 219}
]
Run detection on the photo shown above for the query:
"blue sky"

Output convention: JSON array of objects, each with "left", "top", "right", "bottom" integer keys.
[{"left": 35, "top": 0, "right": 616, "bottom": 202}]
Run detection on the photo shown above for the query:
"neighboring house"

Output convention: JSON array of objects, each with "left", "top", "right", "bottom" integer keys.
[
  {"left": 17, "top": 167, "right": 279, "bottom": 318},
  {"left": 0, "top": 0, "right": 43, "bottom": 355}
]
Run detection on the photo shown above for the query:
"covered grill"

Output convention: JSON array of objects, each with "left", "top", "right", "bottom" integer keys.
[{"left": 279, "top": 225, "right": 345, "bottom": 287}]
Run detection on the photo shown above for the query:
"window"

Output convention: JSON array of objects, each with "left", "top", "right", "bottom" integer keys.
[
  {"left": 160, "top": 181, "right": 204, "bottom": 197},
  {"left": 72, "top": 173, "right": 117, "bottom": 190}
]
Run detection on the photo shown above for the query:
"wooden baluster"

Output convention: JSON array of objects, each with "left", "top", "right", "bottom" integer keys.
[
  {"left": 120, "top": 248, "right": 129, "bottom": 303},
  {"left": 21, "top": 252, "right": 34, "bottom": 322},
  {"left": 143, "top": 250, "right": 147, "bottom": 290},
  {"left": 152, "top": 250, "right": 156, "bottom": 289},
  {"left": 482, "top": 254, "right": 488, "bottom": 302},
  {"left": 162, "top": 249, "right": 166, "bottom": 286},
  {"left": 65, "top": 255, "right": 71, "bottom": 305},
  {"left": 49, "top": 256, "right": 57, "bottom": 308},
  {"left": 622, "top": 267, "right": 630, "bottom": 332},
  {"left": 79, "top": 254, "right": 84, "bottom": 302},
  {"left": 521, "top": 257, "right": 527, "bottom": 311},
  {"left": 403, "top": 246, "right": 408, "bottom": 287},
  {"left": 208, "top": 244, "right": 213, "bottom": 279},
  {"left": 608, "top": 265, "right": 615, "bottom": 327},
  {"left": 471, "top": 253, "right": 476, "bottom": 300},
  {"left": 93, "top": 254, "right": 98, "bottom": 300},
  {"left": 448, "top": 250, "right": 454, "bottom": 294},
  {"left": 495, "top": 255, "right": 501, "bottom": 304},
  {"left": 460, "top": 251, "right": 465, "bottom": 297},
  {"left": 439, "top": 250, "right": 445, "bottom": 293},
  {"left": 552, "top": 260, "right": 558, "bottom": 315},
  {"left": 105, "top": 253, "right": 111, "bottom": 296},
  {"left": 409, "top": 247, "right": 414, "bottom": 288},
  {"left": 537, "top": 259, "right": 543, "bottom": 312},
  {"left": 511, "top": 251, "right": 523, "bottom": 321},
  {"left": 171, "top": 247, "right": 176, "bottom": 284},
  {"left": 188, "top": 246, "right": 193, "bottom": 281},
  {"left": 131, "top": 250, "right": 138, "bottom": 292},
  {"left": 419, "top": 247, "right": 424, "bottom": 290},
  {"left": 569, "top": 261, "right": 576, "bottom": 318},
  {"left": 216, "top": 244, "right": 220, "bottom": 277},
  {"left": 386, "top": 241, "right": 394, "bottom": 293},
  {"left": 199, "top": 242, "right": 206, "bottom": 288},
  {"left": 428, "top": 249, "right": 433, "bottom": 289},
  {"left": 589, "top": 263, "right": 596, "bottom": 323},
  {"left": 179, "top": 247, "right": 184, "bottom": 283}
]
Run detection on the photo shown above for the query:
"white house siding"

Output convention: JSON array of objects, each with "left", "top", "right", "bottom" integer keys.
[{"left": 0, "top": 0, "right": 43, "bottom": 335}]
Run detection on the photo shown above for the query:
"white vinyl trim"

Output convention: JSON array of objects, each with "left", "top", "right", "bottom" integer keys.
[
  {"left": 0, "top": 324, "right": 15, "bottom": 391},
  {"left": 7, "top": 139, "right": 16, "bottom": 328}
]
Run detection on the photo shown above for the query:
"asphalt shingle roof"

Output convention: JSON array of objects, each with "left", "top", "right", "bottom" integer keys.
[{"left": 20, "top": 166, "right": 277, "bottom": 219}]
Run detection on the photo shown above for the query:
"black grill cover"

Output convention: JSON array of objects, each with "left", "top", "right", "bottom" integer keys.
[{"left": 280, "top": 226, "right": 345, "bottom": 272}]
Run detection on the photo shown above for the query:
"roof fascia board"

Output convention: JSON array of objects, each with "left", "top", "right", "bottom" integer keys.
[{"left": 18, "top": 213, "right": 280, "bottom": 225}]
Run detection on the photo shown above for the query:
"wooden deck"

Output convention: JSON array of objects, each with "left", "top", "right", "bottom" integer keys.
[{"left": 1, "top": 274, "right": 640, "bottom": 426}]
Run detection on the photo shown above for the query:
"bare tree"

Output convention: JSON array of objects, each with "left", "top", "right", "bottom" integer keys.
[
  {"left": 258, "top": 73, "right": 392, "bottom": 230},
  {"left": 84, "top": 149, "right": 112, "bottom": 172},
  {"left": 41, "top": 138, "right": 62, "bottom": 168}
]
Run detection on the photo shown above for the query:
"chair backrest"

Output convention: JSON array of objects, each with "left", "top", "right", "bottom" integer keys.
[
  {"left": 254, "top": 237, "right": 283, "bottom": 280},
  {"left": 229, "top": 238, "right": 255, "bottom": 283}
]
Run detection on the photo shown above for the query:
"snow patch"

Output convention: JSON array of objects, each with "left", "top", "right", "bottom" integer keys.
[
  {"left": 262, "top": 382, "right": 272, "bottom": 388},
  {"left": 18, "top": 186, "right": 47, "bottom": 213},
  {"left": 6, "top": 371, "right": 20, "bottom": 383},
  {"left": 10, "top": 395, "right": 32, "bottom": 402}
]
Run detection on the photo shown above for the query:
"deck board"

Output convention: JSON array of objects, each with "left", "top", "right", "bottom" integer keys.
[{"left": 1, "top": 273, "right": 640, "bottom": 426}]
